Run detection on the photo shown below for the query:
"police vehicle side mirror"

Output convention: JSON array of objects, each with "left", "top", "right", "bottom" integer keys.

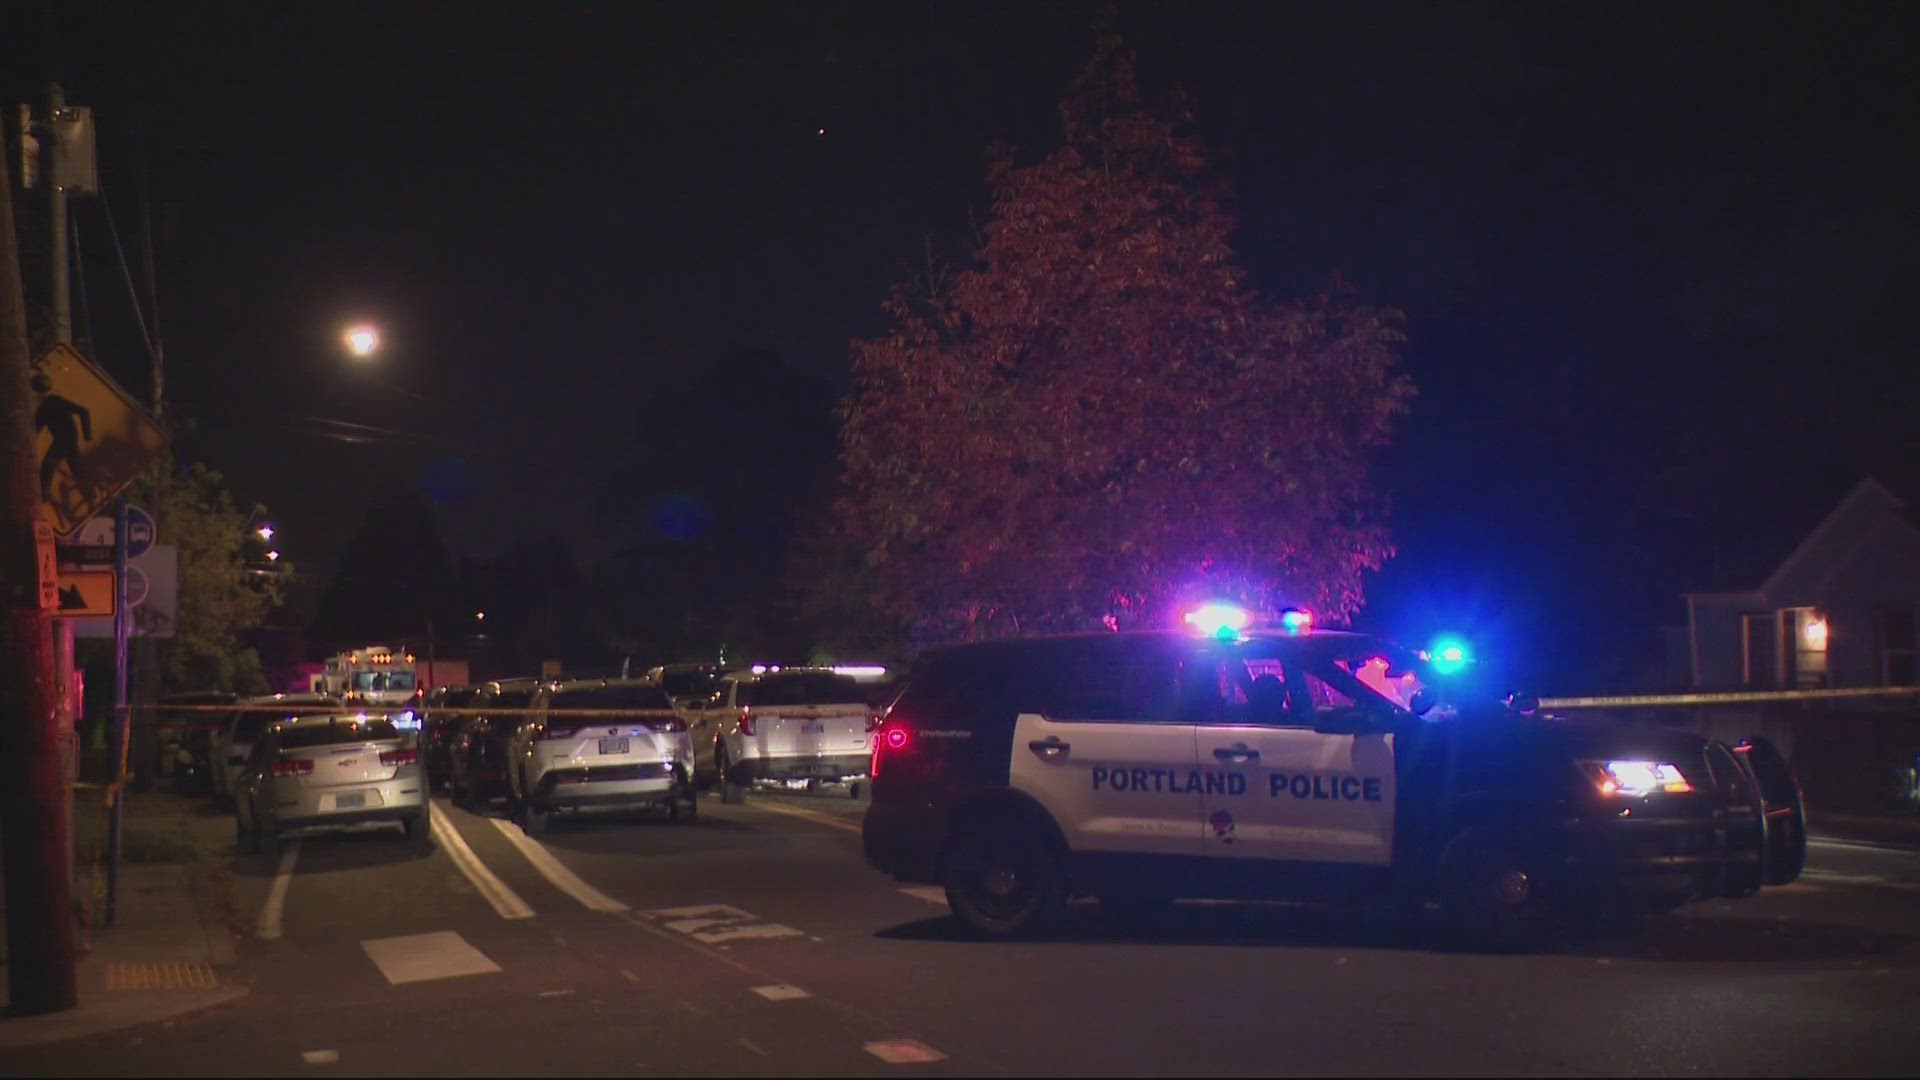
[{"left": 1408, "top": 688, "right": 1437, "bottom": 717}]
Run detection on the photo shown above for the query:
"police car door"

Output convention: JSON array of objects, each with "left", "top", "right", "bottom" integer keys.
[
  {"left": 1191, "top": 646, "right": 1395, "bottom": 867},
  {"left": 1008, "top": 637, "right": 1202, "bottom": 858}
]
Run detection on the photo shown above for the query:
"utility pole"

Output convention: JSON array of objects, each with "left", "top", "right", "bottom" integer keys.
[
  {"left": 46, "top": 86, "right": 79, "bottom": 786},
  {"left": 1, "top": 89, "right": 79, "bottom": 1014}
]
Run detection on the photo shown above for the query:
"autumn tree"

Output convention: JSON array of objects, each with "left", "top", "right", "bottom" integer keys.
[
  {"left": 839, "top": 37, "right": 1414, "bottom": 644},
  {"left": 125, "top": 454, "right": 282, "bottom": 690}
]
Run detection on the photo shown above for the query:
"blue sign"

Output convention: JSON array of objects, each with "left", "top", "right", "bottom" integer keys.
[{"left": 123, "top": 505, "right": 155, "bottom": 559}]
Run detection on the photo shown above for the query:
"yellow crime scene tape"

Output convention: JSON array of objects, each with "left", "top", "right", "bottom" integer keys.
[{"left": 1539, "top": 686, "right": 1920, "bottom": 709}]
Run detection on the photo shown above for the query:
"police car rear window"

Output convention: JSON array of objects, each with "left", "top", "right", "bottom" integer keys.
[{"left": 743, "top": 673, "right": 863, "bottom": 706}]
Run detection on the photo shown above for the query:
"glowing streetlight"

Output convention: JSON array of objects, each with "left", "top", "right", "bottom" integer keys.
[
  {"left": 265, "top": 550, "right": 281, "bottom": 562},
  {"left": 475, "top": 611, "right": 486, "bottom": 621},
  {"left": 344, "top": 324, "right": 381, "bottom": 358},
  {"left": 256, "top": 524, "right": 274, "bottom": 541}
]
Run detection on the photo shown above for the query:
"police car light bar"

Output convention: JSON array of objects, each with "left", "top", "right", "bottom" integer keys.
[
  {"left": 1278, "top": 608, "right": 1313, "bottom": 635},
  {"left": 1184, "top": 603, "right": 1251, "bottom": 640}
]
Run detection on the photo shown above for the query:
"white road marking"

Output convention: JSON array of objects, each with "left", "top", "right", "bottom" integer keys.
[
  {"left": 898, "top": 886, "right": 948, "bottom": 906},
  {"left": 746, "top": 800, "right": 863, "bottom": 833},
  {"left": 738, "top": 1037, "right": 770, "bottom": 1056},
  {"left": 619, "top": 969, "right": 639, "bottom": 982},
  {"left": 257, "top": 841, "right": 301, "bottom": 940},
  {"left": 865, "top": 1039, "right": 948, "bottom": 1064},
  {"left": 1798, "top": 869, "right": 1920, "bottom": 892},
  {"left": 489, "top": 818, "right": 629, "bottom": 912},
  {"left": 362, "top": 931, "right": 502, "bottom": 985},
  {"left": 751, "top": 984, "right": 811, "bottom": 1000},
  {"left": 430, "top": 804, "right": 536, "bottom": 919},
  {"left": 300, "top": 1050, "right": 338, "bottom": 1064},
  {"left": 1809, "top": 837, "right": 1920, "bottom": 857},
  {"left": 645, "top": 903, "right": 803, "bottom": 943},
  {"left": 537, "top": 989, "right": 575, "bottom": 998}
]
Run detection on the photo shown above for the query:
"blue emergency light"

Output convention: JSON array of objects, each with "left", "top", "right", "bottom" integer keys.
[{"left": 1428, "top": 635, "right": 1472, "bottom": 675}]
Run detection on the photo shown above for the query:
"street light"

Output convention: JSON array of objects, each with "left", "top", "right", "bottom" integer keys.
[
  {"left": 343, "top": 324, "right": 380, "bottom": 358},
  {"left": 256, "top": 524, "right": 274, "bottom": 541}
]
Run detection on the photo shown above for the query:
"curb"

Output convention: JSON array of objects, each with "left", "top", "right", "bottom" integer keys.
[{"left": 0, "top": 983, "right": 249, "bottom": 1048}]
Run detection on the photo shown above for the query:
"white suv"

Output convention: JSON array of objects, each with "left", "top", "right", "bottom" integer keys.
[
  {"left": 704, "top": 668, "right": 875, "bottom": 804},
  {"left": 507, "top": 679, "right": 696, "bottom": 833}
]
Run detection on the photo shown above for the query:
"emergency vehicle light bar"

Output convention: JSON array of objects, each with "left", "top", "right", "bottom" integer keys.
[{"left": 1184, "top": 603, "right": 1251, "bottom": 640}]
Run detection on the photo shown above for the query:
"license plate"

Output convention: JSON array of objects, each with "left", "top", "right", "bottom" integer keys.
[
  {"left": 334, "top": 792, "right": 365, "bottom": 809},
  {"left": 801, "top": 721, "right": 825, "bottom": 735},
  {"left": 598, "top": 737, "right": 629, "bottom": 755}
]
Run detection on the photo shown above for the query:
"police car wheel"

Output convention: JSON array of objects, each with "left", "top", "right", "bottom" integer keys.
[
  {"left": 943, "top": 828, "right": 1066, "bottom": 939},
  {"left": 1439, "top": 827, "right": 1552, "bottom": 948}
]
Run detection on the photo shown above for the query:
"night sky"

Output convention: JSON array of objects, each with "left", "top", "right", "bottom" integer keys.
[{"left": 7, "top": 2, "right": 1916, "bottom": 691}]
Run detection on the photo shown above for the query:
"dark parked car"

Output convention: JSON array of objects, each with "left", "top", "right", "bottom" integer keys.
[{"left": 449, "top": 678, "right": 543, "bottom": 810}]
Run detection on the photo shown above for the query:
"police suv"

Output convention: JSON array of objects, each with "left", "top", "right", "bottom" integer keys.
[{"left": 862, "top": 613, "right": 1806, "bottom": 943}]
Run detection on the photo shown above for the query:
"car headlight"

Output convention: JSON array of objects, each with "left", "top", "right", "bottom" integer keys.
[{"left": 1581, "top": 759, "right": 1693, "bottom": 797}]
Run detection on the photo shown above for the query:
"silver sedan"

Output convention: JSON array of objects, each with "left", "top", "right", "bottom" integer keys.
[{"left": 234, "top": 712, "right": 429, "bottom": 855}]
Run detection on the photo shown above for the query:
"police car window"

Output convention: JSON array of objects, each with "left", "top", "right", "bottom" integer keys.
[
  {"left": 1042, "top": 643, "right": 1182, "bottom": 723},
  {"left": 1288, "top": 651, "right": 1410, "bottom": 725}
]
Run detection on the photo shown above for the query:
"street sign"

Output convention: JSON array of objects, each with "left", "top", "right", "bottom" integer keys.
[
  {"left": 55, "top": 543, "right": 114, "bottom": 565},
  {"left": 69, "top": 508, "right": 155, "bottom": 558},
  {"left": 74, "top": 545, "right": 178, "bottom": 639},
  {"left": 31, "top": 343, "right": 168, "bottom": 539},
  {"left": 53, "top": 568, "right": 115, "bottom": 617},
  {"left": 35, "top": 517, "right": 57, "bottom": 610},
  {"left": 123, "top": 565, "right": 149, "bottom": 608}
]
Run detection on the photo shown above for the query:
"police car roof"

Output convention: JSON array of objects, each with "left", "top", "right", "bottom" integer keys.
[{"left": 921, "top": 628, "right": 1390, "bottom": 653}]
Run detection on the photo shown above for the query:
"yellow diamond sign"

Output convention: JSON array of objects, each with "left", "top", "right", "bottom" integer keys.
[{"left": 31, "top": 342, "right": 167, "bottom": 539}]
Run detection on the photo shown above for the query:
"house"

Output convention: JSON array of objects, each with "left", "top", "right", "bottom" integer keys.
[{"left": 1684, "top": 479, "right": 1920, "bottom": 690}]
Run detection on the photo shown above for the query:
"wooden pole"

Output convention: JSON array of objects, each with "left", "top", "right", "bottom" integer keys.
[{"left": 0, "top": 100, "right": 78, "bottom": 1015}]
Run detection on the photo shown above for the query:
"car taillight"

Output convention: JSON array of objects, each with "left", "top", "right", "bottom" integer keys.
[
  {"left": 270, "top": 758, "right": 314, "bottom": 777},
  {"left": 871, "top": 722, "right": 912, "bottom": 777},
  {"left": 737, "top": 707, "right": 754, "bottom": 736},
  {"left": 380, "top": 748, "right": 419, "bottom": 766}
]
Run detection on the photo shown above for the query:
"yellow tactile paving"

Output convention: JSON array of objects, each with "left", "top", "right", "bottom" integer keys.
[{"left": 103, "top": 961, "right": 219, "bottom": 990}]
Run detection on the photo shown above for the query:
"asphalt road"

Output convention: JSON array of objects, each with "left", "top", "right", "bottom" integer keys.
[{"left": 14, "top": 788, "right": 1920, "bottom": 1077}]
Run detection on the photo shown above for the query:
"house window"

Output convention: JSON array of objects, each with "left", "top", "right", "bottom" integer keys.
[
  {"left": 1884, "top": 609, "right": 1917, "bottom": 687},
  {"left": 1781, "top": 607, "right": 1826, "bottom": 689}
]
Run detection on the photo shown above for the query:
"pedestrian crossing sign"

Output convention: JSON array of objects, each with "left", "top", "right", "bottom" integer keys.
[{"left": 31, "top": 342, "right": 168, "bottom": 538}]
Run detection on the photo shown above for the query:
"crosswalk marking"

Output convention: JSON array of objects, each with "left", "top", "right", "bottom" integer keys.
[{"left": 362, "top": 931, "right": 502, "bottom": 985}]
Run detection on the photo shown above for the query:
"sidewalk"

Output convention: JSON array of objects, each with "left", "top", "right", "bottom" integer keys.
[{"left": 0, "top": 790, "right": 248, "bottom": 1047}]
